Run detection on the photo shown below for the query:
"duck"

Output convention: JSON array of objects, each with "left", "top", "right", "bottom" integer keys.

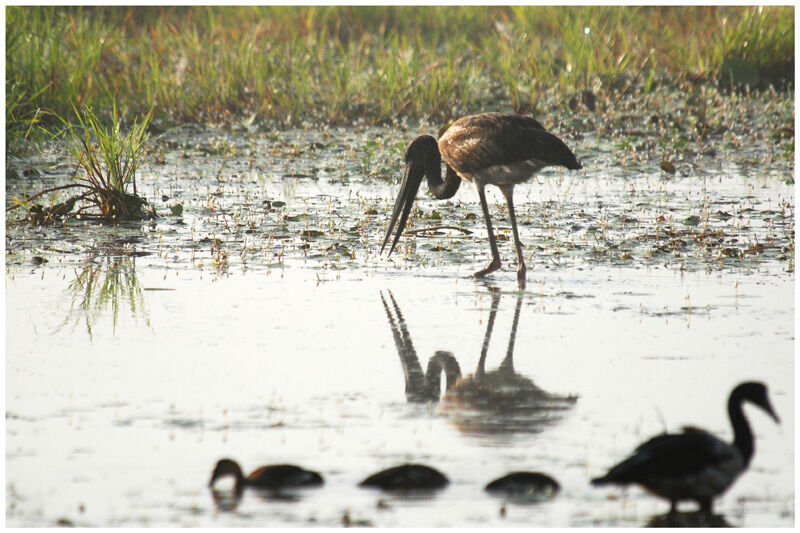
[
  {"left": 485, "top": 471, "right": 560, "bottom": 499},
  {"left": 359, "top": 463, "right": 449, "bottom": 490},
  {"left": 591, "top": 381, "right": 779, "bottom": 513},
  {"left": 208, "top": 458, "right": 323, "bottom": 493}
]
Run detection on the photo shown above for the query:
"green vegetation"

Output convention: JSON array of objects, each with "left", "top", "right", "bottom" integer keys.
[
  {"left": 10, "top": 102, "right": 154, "bottom": 223},
  {"left": 60, "top": 102, "right": 153, "bottom": 220},
  {"left": 6, "top": 6, "right": 794, "bottom": 142}
]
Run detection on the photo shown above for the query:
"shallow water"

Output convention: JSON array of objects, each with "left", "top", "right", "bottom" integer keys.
[{"left": 5, "top": 120, "right": 795, "bottom": 527}]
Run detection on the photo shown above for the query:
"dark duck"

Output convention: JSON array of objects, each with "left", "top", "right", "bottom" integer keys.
[
  {"left": 381, "top": 113, "right": 581, "bottom": 283},
  {"left": 209, "top": 458, "right": 323, "bottom": 494},
  {"left": 359, "top": 463, "right": 449, "bottom": 491},
  {"left": 591, "top": 382, "right": 779, "bottom": 513},
  {"left": 485, "top": 471, "right": 560, "bottom": 500}
]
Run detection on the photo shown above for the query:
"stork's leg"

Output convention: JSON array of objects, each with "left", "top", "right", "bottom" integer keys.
[
  {"left": 473, "top": 182, "right": 501, "bottom": 278},
  {"left": 499, "top": 186, "right": 526, "bottom": 282}
]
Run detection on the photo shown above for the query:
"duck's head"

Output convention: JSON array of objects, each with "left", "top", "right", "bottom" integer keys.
[
  {"left": 734, "top": 381, "right": 780, "bottom": 423},
  {"left": 209, "top": 458, "right": 245, "bottom": 488}
]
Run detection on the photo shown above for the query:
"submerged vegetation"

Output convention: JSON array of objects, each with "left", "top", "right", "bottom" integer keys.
[{"left": 6, "top": 5, "right": 794, "bottom": 140}]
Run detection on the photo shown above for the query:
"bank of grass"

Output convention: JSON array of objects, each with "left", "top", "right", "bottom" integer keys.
[{"left": 6, "top": 6, "right": 794, "bottom": 143}]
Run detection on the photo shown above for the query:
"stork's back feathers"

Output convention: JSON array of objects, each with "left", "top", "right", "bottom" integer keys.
[{"left": 438, "top": 113, "right": 582, "bottom": 175}]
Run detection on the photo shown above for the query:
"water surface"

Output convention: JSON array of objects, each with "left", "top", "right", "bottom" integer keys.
[{"left": 6, "top": 121, "right": 794, "bottom": 526}]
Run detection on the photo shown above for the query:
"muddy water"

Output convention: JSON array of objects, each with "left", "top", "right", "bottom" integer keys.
[{"left": 5, "top": 122, "right": 794, "bottom": 526}]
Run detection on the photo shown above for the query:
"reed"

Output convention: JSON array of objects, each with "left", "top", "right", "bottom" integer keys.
[
  {"left": 6, "top": 6, "right": 794, "bottom": 143},
  {"left": 10, "top": 102, "right": 154, "bottom": 223},
  {"left": 60, "top": 102, "right": 153, "bottom": 220}
]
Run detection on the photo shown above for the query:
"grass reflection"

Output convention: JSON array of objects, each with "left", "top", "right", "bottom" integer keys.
[{"left": 58, "top": 255, "right": 150, "bottom": 339}]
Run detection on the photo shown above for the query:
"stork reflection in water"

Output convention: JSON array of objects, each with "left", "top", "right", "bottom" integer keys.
[
  {"left": 380, "top": 287, "right": 576, "bottom": 437},
  {"left": 381, "top": 113, "right": 582, "bottom": 283}
]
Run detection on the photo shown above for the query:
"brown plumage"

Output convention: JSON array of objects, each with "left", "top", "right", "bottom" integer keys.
[
  {"left": 381, "top": 112, "right": 581, "bottom": 283},
  {"left": 439, "top": 113, "right": 579, "bottom": 177}
]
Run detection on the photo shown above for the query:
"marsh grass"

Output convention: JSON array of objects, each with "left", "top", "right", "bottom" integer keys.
[
  {"left": 9, "top": 102, "right": 154, "bottom": 223},
  {"left": 60, "top": 102, "right": 154, "bottom": 221},
  {"left": 6, "top": 5, "right": 793, "bottom": 143},
  {"left": 64, "top": 102, "right": 150, "bottom": 196}
]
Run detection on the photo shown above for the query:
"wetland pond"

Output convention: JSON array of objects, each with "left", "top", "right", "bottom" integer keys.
[{"left": 6, "top": 115, "right": 795, "bottom": 526}]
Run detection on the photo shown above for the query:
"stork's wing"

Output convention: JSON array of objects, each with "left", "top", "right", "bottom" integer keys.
[{"left": 438, "top": 113, "right": 581, "bottom": 174}]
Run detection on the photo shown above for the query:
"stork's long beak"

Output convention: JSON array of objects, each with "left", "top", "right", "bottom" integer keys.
[{"left": 381, "top": 162, "right": 423, "bottom": 256}]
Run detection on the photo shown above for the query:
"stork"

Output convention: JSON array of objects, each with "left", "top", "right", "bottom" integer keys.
[{"left": 381, "top": 113, "right": 582, "bottom": 282}]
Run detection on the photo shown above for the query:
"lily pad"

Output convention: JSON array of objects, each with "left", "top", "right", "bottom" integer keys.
[{"left": 300, "top": 229, "right": 325, "bottom": 239}]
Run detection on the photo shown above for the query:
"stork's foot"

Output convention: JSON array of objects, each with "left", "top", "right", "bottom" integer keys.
[{"left": 472, "top": 257, "right": 501, "bottom": 278}]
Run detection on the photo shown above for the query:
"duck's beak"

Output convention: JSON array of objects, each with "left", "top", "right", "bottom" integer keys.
[
  {"left": 764, "top": 398, "right": 780, "bottom": 424},
  {"left": 381, "top": 162, "right": 423, "bottom": 256}
]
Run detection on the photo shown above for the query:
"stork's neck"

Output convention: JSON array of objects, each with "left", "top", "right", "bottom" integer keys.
[
  {"left": 425, "top": 351, "right": 462, "bottom": 397},
  {"left": 729, "top": 391, "right": 754, "bottom": 465},
  {"left": 420, "top": 136, "right": 461, "bottom": 200}
]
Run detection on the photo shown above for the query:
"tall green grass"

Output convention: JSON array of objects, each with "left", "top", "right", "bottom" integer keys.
[
  {"left": 59, "top": 102, "right": 152, "bottom": 220},
  {"left": 10, "top": 102, "right": 153, "bottom": 223},
  {"left": 6, "top": 6, "right": 794, "bottom": 143},
  {"left": 62, "top": 102, "right": 150, "bottom": 195}
]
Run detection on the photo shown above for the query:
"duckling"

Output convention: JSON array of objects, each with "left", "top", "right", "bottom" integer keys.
[
  {"left": 485, "top": 471, "right": 560, "bottom": 499},
  {"left": 591, "top": 382, "right": 779, "bottom": 513},
  {"left": 209, "top": 458, "right": 323, "bottom": 493},
  {"left": 359, "top": 464, "right": 449, "bottom": 490}
]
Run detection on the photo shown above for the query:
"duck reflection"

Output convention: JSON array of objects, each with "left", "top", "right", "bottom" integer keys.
[
  {"left": 381, "top": 287, "right": 576, "bottom": 438},
  {"left": 645, "top": 510, "right": 731, "bottom": 527},
  {"left": 211, "top": 485, "right": 306, "bottom": 512}
]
